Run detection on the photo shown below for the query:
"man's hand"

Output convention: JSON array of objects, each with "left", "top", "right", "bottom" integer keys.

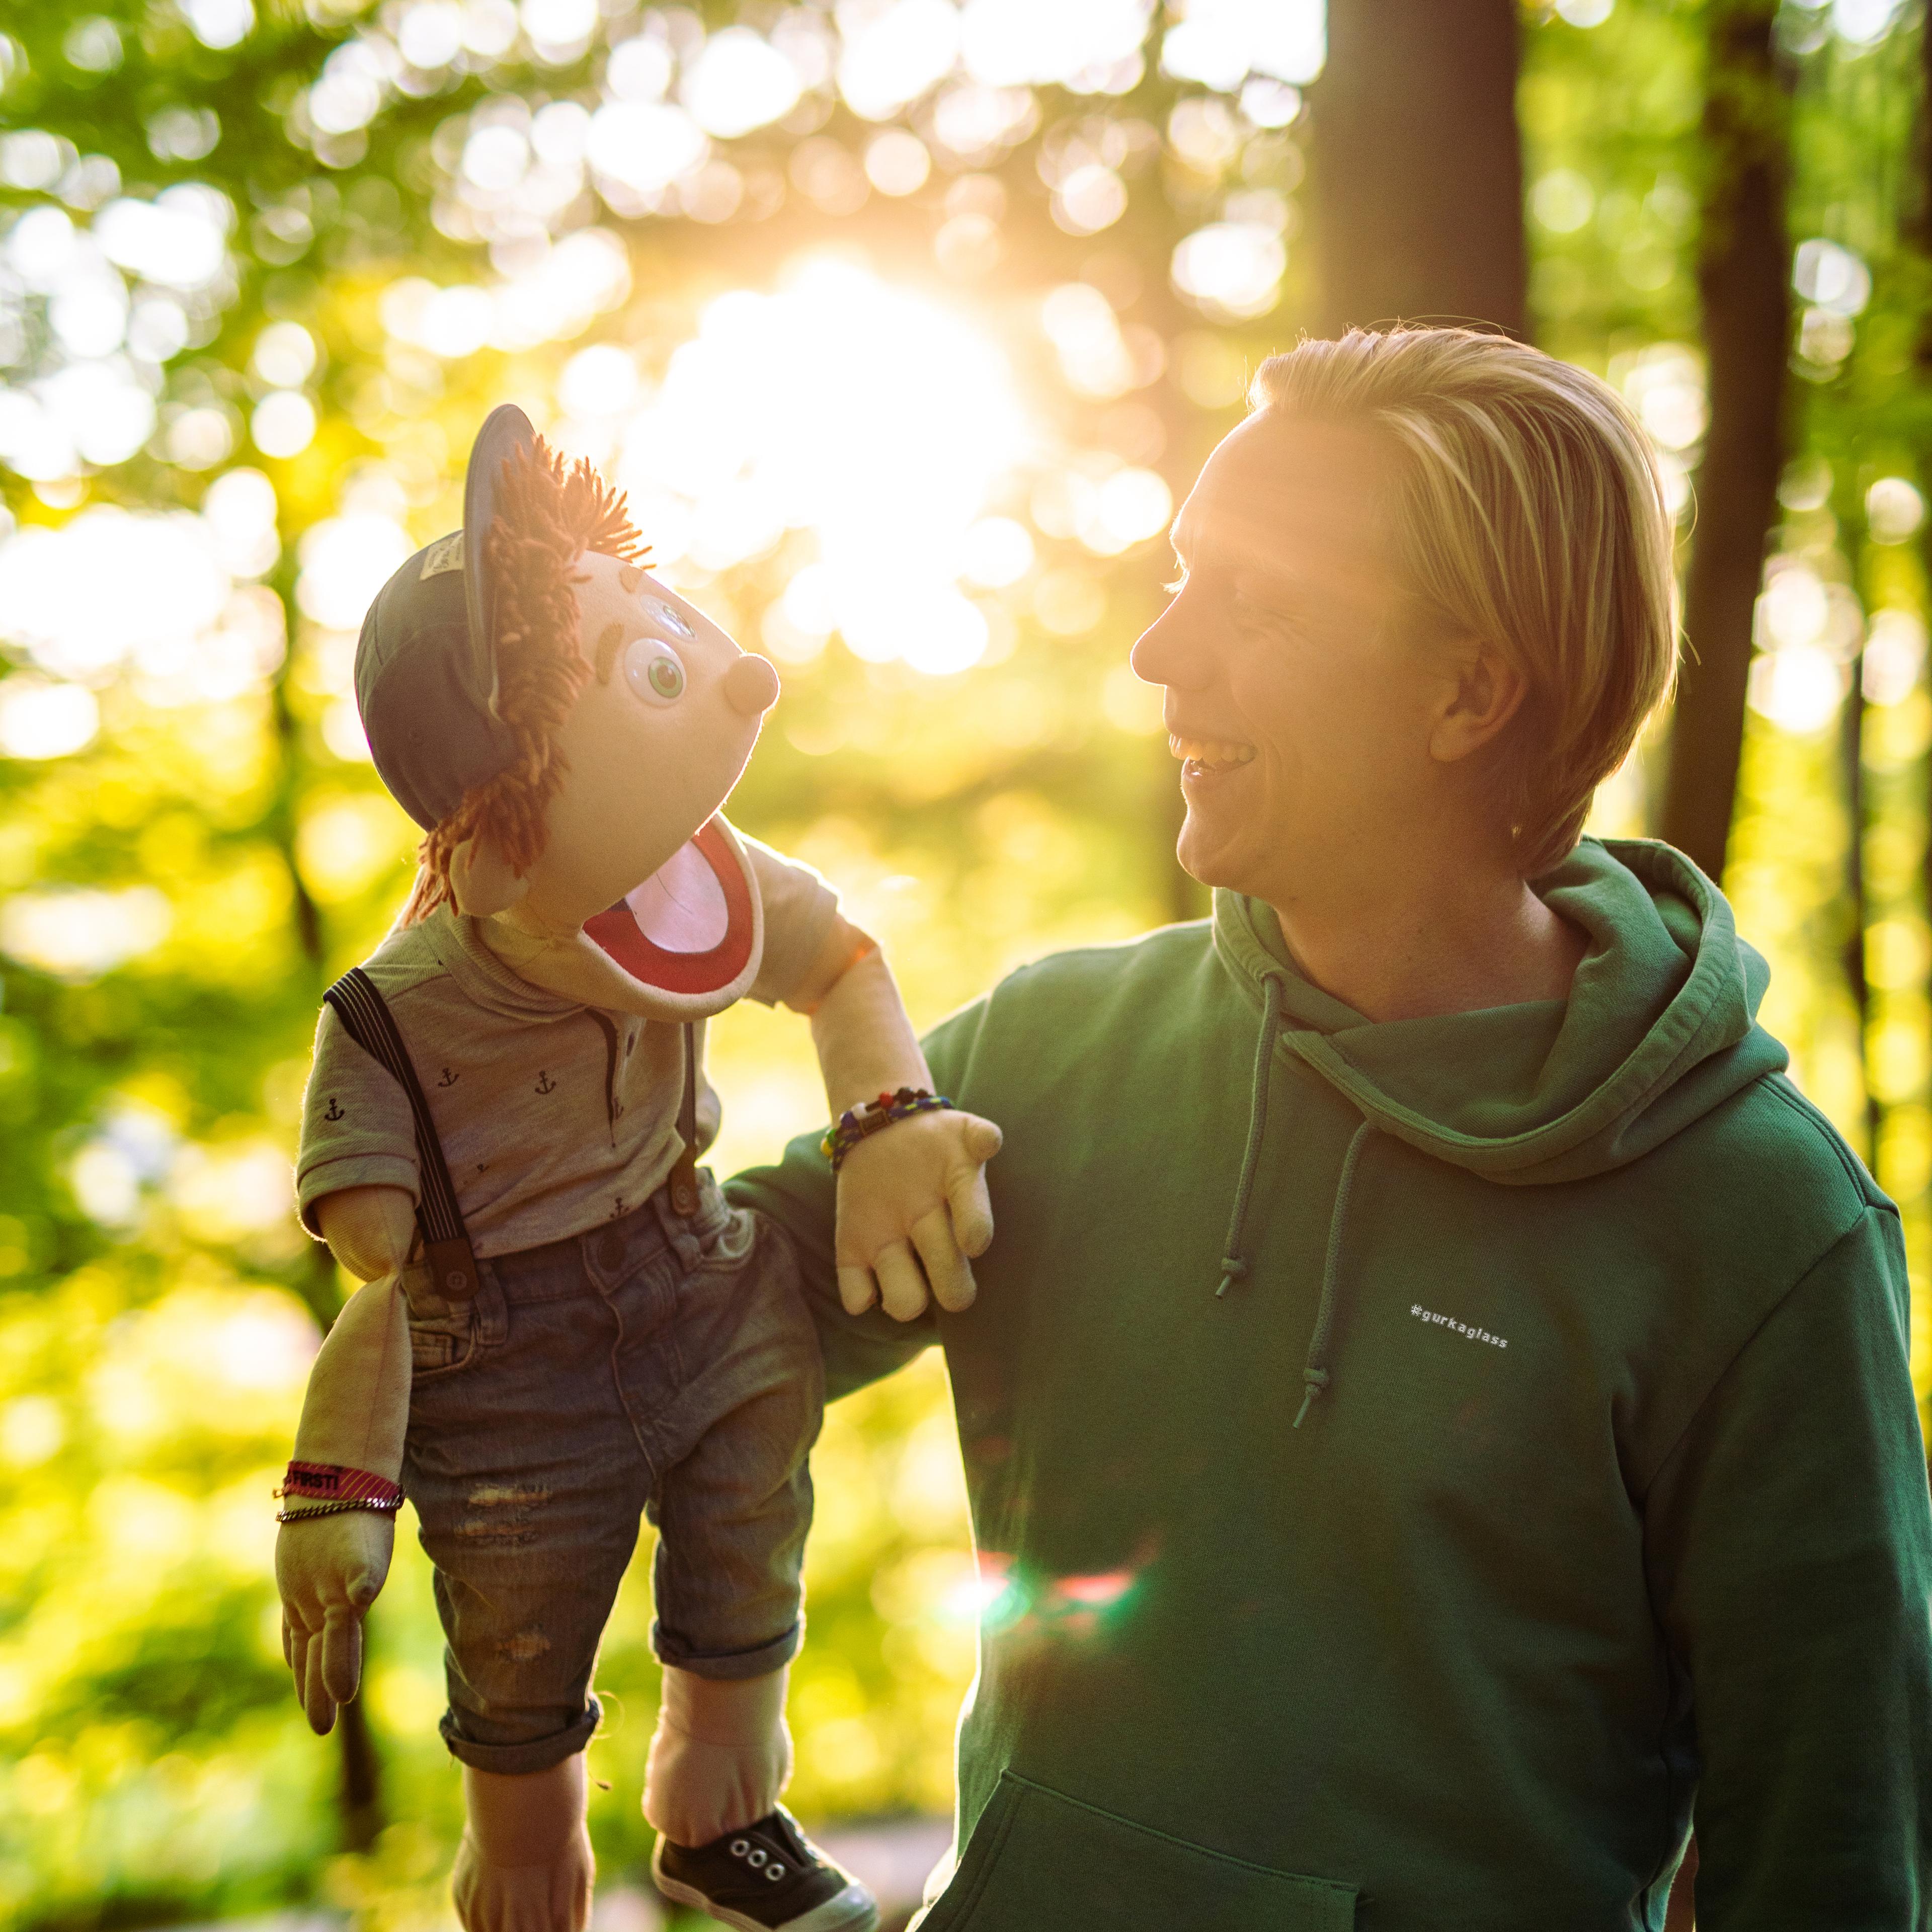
[
  {"left": 835, "top": 1106, "right": 1002, "bottom": 1319},
  {"left": 276, "top": 1507, "right": 395, "bottom": 1733}
]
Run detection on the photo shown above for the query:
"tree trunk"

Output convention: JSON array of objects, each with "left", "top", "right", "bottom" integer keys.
[
  {"left": 1842, "top": 665, "right": 1876, "bottom": 1162},
  {"left": 1907, "top": 0, "right": 1932, "bottom": 271},
  {"left": 266, "top": 554, "right": 389, "bottom": 1848},
  {"left": 1658, "top": 1, "right": 1795, "bottom": 881},
  {"left": 1907, "top": 0, "right": 1932, "bottom": 1271},
  {"left": 1309, "top": 0, "right": 1527, "bottom": 340},
  {"left": 1655, "top": 18, "right": 1797, "bottom": 1910},
  {"left": 338, "top": 1686, "right": 385, "bottom": 1853}
]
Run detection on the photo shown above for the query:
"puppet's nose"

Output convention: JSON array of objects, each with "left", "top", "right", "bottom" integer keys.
[{"left": 723, "top": 653, "right": 780, "bottom": 717}]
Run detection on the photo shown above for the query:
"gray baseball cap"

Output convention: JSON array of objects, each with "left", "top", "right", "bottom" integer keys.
[{"left": 353, "top": 405, "right": 537, "bottom": 831}]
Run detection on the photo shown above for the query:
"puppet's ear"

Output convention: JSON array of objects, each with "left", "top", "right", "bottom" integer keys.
[{"left": 450, "top": 838, "right": 530, "bottom": 918}]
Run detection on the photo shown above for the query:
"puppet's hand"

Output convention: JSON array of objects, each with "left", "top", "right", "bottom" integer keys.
[
  {"left": 277, "top": 1508, "right": 394, "bottom": 1734},
  {"left": 834, "top": 1108, "right": 1002, "bottom": 1320}
]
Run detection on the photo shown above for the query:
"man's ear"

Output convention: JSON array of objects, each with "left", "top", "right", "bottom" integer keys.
[
  {"left": 1428, "top": 640, "right": 1528, "bottom": 765},
  {"left": 450, "top": 837, "right": 530, "bottom": 918}
]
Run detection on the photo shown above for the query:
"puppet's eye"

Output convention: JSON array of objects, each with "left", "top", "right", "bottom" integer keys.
[{"left": 623, "top": 638, "right": 686, "bottom": 706}]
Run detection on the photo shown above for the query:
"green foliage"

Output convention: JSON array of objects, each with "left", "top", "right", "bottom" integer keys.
[{"left": 0, "top": 0, "right": 1928, "bottom": 1923}]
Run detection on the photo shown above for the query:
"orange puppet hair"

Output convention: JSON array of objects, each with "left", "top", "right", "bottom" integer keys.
[{"left": 404, "top": 436, "right": 645, "bottom": 924}]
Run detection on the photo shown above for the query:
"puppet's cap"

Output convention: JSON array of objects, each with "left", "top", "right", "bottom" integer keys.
[{"left": 353, "top": 405, "right": 536, "bottom": 831}]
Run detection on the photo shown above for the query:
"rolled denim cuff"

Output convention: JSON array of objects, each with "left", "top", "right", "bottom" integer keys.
[
  {"left": 652, "top": 1617, "right": 802, "bottom": 1681},
  {"left": 438, "top": 1695, "right": 600, "bottom": 1774}
]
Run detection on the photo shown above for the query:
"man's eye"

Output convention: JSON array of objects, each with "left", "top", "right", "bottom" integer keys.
[
  {"left": 623, "top": 638, "right": 686, "bottom": 705},
  {"left": 1237, "top": 597, "right": 1298, "bottom": 640}
]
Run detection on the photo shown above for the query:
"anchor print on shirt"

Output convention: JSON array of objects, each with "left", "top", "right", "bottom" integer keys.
[
  {"left": 324, "top": 1097, "right": 345, "bottom": 1121},
  {"left": 437, "top": 1067, "right": 459, "bottom": 1087},
  {"left": 534, "top": 1070, "right": 557, "bottom": 1095}
]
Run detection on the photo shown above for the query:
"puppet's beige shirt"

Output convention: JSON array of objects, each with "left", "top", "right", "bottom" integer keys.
[{"left": 295, "top": 829, "right": 837, "bottom": 1259}]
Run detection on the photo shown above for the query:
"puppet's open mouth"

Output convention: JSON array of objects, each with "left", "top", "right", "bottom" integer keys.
[
  {"left": 583, "top": 820, "right": 756, "bottom": 996},
  {"left": 624, "top": 839, "right": 731, "bottom": 952}
]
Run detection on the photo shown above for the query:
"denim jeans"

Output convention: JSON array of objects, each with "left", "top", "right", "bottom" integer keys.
[{"left": 399, "top": 1171, "right": 823, "bottom": 1775}]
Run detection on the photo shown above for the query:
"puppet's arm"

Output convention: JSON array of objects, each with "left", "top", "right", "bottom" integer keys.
[
  {"left": 788, "top": 917, "right": 1003, "bottom": 1321},
  {"left": 275, "top": 1183, "right": 414, "bottom": 1733}
]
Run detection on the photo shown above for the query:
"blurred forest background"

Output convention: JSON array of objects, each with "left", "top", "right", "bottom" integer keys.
[{"left": 0, "top": 0, "right": 1927, "bottom": 1925}]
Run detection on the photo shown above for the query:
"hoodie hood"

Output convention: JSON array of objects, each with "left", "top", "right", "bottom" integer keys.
[{"left": 1212, "top": 837, "right": 1788, "bottom": 1187}]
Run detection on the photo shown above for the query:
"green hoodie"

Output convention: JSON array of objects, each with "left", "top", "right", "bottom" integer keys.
[{"left": 731, "top": 839, "right": 1932, "bottom": 1930}]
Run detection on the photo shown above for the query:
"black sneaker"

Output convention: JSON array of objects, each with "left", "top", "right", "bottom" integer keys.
[{"left": 651, "top": 1809, "right": 878, "bottom": 1932}]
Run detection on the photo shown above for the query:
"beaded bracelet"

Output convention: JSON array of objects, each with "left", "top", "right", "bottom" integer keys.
[
  {"left": 276, "top": 1461, "right": 404, "bottom": 1524},
  {"left": 820, "top": 1087, "right": 955, "bottom": 1173}
]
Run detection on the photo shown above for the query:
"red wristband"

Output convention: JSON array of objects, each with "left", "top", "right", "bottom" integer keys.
[{"left": 276, "top": 1461, "right": 404, "bottom": 1509}]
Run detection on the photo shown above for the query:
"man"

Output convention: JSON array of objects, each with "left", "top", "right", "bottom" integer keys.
[{"left": 734, "top": 327, "right": 1932, "bottom": 1927}]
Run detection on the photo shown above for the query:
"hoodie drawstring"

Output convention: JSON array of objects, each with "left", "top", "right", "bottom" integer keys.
[
  {"left": 1216, "top": 971, "right": 1377, "bottom": 1427},
  {"left": 1295, "top": 1117, "right": 1376, "bottom": 1428},
  {"left": 1217, "top": 971, "right": 1285, "bottom": 1298}
]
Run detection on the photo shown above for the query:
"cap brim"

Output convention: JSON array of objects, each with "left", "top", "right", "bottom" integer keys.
[{"left": 462, "top": 403, "right": 538, "bottom": 714}]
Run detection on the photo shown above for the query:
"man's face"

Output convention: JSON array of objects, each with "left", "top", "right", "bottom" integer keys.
[{"left": 1130, "top": 415, "right": 1445, "bottom": 909}]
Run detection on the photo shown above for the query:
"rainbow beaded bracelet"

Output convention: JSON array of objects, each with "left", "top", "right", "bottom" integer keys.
[{"left": 820, "top": 1087, "right": 955, "bottom": 1173}]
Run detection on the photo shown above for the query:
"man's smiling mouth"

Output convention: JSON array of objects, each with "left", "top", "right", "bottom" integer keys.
[{"left": 1169, "top": 734, "right": 1257, "bottom": 777}]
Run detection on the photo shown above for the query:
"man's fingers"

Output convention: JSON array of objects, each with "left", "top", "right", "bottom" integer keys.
[
  {"left": 837, "top": 1263, "right": 879, "bottom": 1316},
  {"left": 874, "top": 1241, "right": 930, "bottom": 1322},
  {"left": 961, "top": 1115, "right": 1003, "bottom": 1164},
  {"left": 321, "top": 1603, "right": 365, "bottom": 1707},
  {"left": 946, "top": 1162, "right": 996, "bottom": 1260},
  {"left": 911, "top": 1206, "right": 976, "bottom": 1314}
]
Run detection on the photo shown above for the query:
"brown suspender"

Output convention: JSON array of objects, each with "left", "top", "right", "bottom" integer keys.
[{"left": 323, "top": 975, "right": 706, "bottom": 1300}]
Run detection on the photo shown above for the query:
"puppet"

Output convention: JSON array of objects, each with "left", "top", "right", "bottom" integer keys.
[{"left": 275, "top": 407, "right": 1001, "bottom": 1932}]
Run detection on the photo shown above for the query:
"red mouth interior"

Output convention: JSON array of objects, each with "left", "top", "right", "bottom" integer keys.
[{"left": 583, "top": 819, "right": 755, "bottom": 996}]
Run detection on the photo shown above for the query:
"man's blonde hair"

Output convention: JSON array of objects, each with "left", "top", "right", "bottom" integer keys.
[{"left": 1248, "top": 327, "right": 1678, "bottom": 878}]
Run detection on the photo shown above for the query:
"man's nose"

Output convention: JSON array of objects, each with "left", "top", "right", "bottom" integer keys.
[
  {"left": 1130, "top": 602, "right": 1208, "bottom": 690},
  {"left": 723, "top": 652, "right": 780, "bottom": 717}
]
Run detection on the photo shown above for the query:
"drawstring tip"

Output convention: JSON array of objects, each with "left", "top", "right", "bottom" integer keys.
[
  {"left": 1215, "top": 1257, "right": 1248, "bottom": 1299},
  {"left": 1293, "top": 1368, "right": 1330, "bottom": 1430}
]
